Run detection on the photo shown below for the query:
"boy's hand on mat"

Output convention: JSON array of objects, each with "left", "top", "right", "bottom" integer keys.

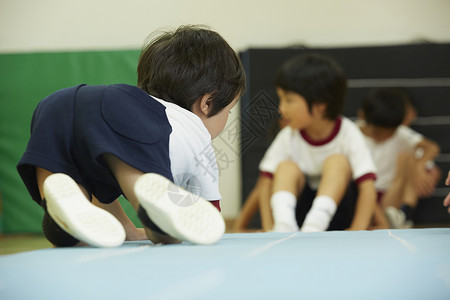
[
  {"left": 144, "top": 227, "right": 182, "bottom": 244},
  {"left": 125, "top": 227, "right": 148, "bottom": 241}
]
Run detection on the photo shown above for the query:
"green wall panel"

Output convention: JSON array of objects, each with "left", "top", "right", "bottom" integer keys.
[{"left": 0, "top": 49, "right": 142, "bottom": 233}]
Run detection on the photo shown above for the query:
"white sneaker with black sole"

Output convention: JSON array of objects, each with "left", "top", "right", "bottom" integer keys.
[
  {"left": 43, "top": 173, "right": 126, "bottom": 247},
  {"left": 134, "top": 173, "right": 225, "bottom": 245}
]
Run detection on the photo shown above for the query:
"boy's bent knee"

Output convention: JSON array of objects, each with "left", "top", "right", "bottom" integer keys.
[
  {"left": 322, "top": 154, "right": 351, "bottom": 183},
  {"left": 276, "top": 160, "right": 303, "bottom": 178},
  {"left": 324, "top": 154, "right": 348, "bottom": 164},
  {"left": 396, "top": 151, "right": 415, "bottom": 167},
  {"left": 274, "top": 161, "right": 305, "bottom": 194},
  {"left": 324, "top": 154, "right": 350, "bottom": 171}
]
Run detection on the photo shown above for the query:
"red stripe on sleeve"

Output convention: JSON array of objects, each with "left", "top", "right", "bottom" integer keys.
[
  {"left": 259, "top": 171, "right": 274, "bottom": 179},
  {"left": 355, "top": 173, "right": 377, "bottom": 185}
]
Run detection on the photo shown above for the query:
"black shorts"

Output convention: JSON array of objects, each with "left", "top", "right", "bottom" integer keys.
[
  {"left": 296, "top": 183, "right": 358, "bottom": 230},
  {"left": 17, "top": 84, "right": 173, "bottom": 205}
]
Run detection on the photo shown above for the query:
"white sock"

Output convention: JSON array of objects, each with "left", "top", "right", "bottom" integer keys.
[
  {"left": 301, "top": 195, "right": 337, "bottom": 232},
  {"left": 270, "top": 191, "right": 299, "bottom": 232}
]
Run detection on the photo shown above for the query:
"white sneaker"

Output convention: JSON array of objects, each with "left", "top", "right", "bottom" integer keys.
[
  {"left": 385, "top": 206, "right": 413, "bottom": 229},
  {"left": 43, "top": 173, "right": 126, "bottom": 247},
  {"left": 134, "top": 173, "right": 225, "bottom": 245}
]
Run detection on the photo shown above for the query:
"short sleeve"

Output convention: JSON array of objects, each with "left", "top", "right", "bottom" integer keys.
[
  {"left": 259, "top": 127, "right": 294, "bottom": 174},
  {"left": 192, "top": 142, "right": 221, "bottom": 201},
  {"left": 397, "top": 125, "right": 423, "bottom": 149},
  {"left": 343, "top": 120, "right": 377, "bottom": 184}
]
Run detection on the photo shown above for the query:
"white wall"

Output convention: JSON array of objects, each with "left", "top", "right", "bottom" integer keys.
[
  {"left": 1, "top": 0, "right": 450, "bottom": 218},
  {"left": 1, "top": 0, "right": 450, "bottom": 54}
]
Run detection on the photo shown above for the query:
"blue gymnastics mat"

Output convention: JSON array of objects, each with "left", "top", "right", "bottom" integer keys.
[{"left": 1, "top": 228, "right": 450, "bottom": 300}]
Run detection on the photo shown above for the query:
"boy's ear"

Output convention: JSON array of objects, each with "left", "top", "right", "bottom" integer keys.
[{"left": 198, "top": 93, "right": 213, "bottom": 116}]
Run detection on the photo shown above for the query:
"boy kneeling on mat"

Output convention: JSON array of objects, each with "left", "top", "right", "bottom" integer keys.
[{"left": 17, "top": 25, "right": 246, "bottom": 247}]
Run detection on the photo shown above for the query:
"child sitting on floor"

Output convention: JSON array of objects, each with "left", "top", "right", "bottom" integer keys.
[
  {"left": 235, "top": 53, "right": 377, "bottom": 233},
  {"left": 17, "top": 25, "right": 246, "bottom": 247},
  {"left": 358, "top": 88, "right": 440, "bottom": 229}
]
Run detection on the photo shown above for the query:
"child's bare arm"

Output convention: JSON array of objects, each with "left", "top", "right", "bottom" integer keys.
[
  {"left": 258, "top": 176, "right": 274, "bottom": 231},
  {"left": 415, "top": 138, "right": 440, "bottom": 167},
  {"left": 414, "top": 138, "right": 441, "bottom": 196},
  {"left": 92, "top": 197, "right": 147, "bottom": 241},
  {"left": 348, "top": 179, "right": 376, "bottom": 230},
  {"left": 371, "top": 204, "right": 391, "bottom": 230},
  {"left": 233, "top": 177, "right": 263, "bottom": 232}
]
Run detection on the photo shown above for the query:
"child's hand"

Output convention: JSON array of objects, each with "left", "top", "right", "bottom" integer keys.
[
  {"left": 414, "top": 165, "right": 437, "bottom": 197},
  {"left": 443, "top": 171, "right": 450, "bottom": 214},
  {"left": 125, "top": 227, "right": 148, "bottom": 241}
]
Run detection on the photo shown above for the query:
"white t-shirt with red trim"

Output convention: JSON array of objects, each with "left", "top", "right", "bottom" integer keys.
[
  {"left": 361, "top": 124, "right": 424, "bottom": 192},
  {"left": 259, "top": 117, "right": 377, "bottom": 190}
]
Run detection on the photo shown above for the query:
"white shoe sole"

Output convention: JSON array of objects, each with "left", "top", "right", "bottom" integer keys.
[
  {"left": 134, "top": 173, "right": 225, "bottom": 245},
  {"left": 43, "top": 173, "right": 126, "bottom": 247}
]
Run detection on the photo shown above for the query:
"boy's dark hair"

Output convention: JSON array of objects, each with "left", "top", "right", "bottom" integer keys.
[
  {"left": 396, "top": 87, "right": 417, "bottom": 111},
  {"left": 274, "top": 53, "right": 347, "bottom": 120},
  {"left": 137, "top": 25, "right": 246, "bottom": 117},
  {"left": 362, "top": 88, "right": 406, "bottom": 128}
]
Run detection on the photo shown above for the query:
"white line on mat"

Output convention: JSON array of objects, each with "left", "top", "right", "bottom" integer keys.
[
  {"left": 388, "top": 230, "right": 417, "bottom": 253},
  {"left": 247, "top": 232, "right": 299, "bottom": 258}
]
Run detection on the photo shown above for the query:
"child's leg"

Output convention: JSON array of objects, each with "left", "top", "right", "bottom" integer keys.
[
  {"left": 381, "top": 152, "right": 417, "bottom": 228},
  {"left": 91, "top": 197, "right": 148, "bottom": 241},
  {"left": 301, "top": 154, "right": 351, "bottom": 232},
  {"left": 37, "top": 167, "right": 125, "bottom": 247},
  {"left": 103, "top": 154, "right": 225, "bottom": 245},
  {"left": 102, "top": 154, "right": 179, "bottom": 244},
  {"left": 381, "top": 152, "right": 415, "bottom": 209},
  {"left": 233, "top": 177, "right": 263, "bottom": 232},
  {"left": 37, "top": 167, "right": 81, "bottom": 247},
  {"left": 270, "top": 160, "right": 305, "bottom": 232},
  {"left": 258, "top": 175, "right": 275, "bottom": 231}
]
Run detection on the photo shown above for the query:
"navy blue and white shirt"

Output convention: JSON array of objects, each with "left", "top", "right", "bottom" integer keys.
[{"left": 17, "top": 84, "right": 221, "bottom": 206}]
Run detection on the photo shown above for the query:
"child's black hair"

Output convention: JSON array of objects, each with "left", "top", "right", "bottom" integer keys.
[
  {"left": 396, "top": 87, "right": 417, "bottom": 111},
  {"left": 362, "top": 88, "right": 406, "bottom": 128},
  {"left": 137, "top": 25, "right": 246, "bottom": 117},
  {"left": 274, "top": 53, "right": 347, "bottom": 120}
]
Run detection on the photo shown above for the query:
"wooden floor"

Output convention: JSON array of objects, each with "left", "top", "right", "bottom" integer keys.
[
  {"left": 0, "top": 234, "right": 52, "bottom": 255},
  {"left": 0, "top": 219, "right": 236, "bottom": 255}
]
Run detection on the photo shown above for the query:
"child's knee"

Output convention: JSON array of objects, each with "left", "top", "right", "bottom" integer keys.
[
  {"left": 397, "top": 151, "right": 415, "bottom": 167},
  {"left": 276, "top": 160, "right": 303, "bottom": 178},
  {"left": 324, "top": 154, "right": 350, "bottom": 173}
]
